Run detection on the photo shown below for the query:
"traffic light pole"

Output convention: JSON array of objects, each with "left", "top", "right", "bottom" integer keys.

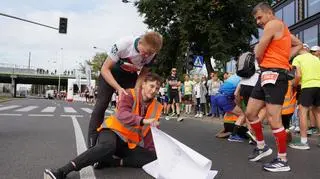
[{"left": 0, "top": 12, "right": 59, "bottom": 30}]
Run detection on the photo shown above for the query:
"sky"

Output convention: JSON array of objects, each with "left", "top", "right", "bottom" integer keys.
[{"left": 0, "top": 0, "right": 148, "bottom": 73}]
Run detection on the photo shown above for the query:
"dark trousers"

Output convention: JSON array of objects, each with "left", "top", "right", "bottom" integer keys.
[
  {"left": 74, "top": 129, "right": 156, "bottom": 170},
  {"left": 88, "top": 70, "right": 137, "bottom": 147}
]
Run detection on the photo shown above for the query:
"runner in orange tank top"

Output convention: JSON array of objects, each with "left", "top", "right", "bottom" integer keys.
[{"left": 244, "top": 2, "right": 302, "bottom": 173}]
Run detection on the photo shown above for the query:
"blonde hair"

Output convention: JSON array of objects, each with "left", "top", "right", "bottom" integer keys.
[{"left": 141, "top": 31, "right": 163, "bottom": 52}]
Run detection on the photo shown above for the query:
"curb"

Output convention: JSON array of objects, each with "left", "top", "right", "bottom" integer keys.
[{"left": 0, "top": 98, "right": 13, "bottom": 103}]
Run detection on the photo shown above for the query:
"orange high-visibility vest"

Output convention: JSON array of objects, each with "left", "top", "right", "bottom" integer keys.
[
  {"left": 282, "top": 81, "right": 296, "bottom": 115},
  {"left": 223, "top": 112, "right": 238, "bottom": 123},
  {"left": 97, "top": 89, "right": 163, "bottom": 149}
]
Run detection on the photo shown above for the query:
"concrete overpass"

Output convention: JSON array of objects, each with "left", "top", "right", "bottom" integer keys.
[{"left": 0, "top": 64, "right": 85, "bottom": 97}]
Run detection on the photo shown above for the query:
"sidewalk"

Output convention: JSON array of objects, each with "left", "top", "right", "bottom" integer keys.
[{"left": 0, "top": 96, "right": 13, "bottom": 103}]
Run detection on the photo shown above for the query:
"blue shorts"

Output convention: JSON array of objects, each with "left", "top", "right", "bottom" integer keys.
[
  {"left": 214, "top": 94, "right": 235, "bottom": 112},
  {"left": 160, "top": 96, "right": 168, "bottom": 104}
]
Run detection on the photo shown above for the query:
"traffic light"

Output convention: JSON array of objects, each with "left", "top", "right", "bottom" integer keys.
[
  {"left": 59, "top": 17, "right": 68, "bottom": 34},
  {"left": 186, "top": 52, "right": 194, "bottom": 70}
]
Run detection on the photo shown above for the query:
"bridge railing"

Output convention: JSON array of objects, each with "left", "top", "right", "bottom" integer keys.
[{"left": 0, "top": 62, "right": 77, "bottom": 77}]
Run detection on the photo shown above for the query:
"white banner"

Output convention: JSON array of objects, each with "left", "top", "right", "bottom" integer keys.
[
  {"left": 85, "top": 63, "right": 92, "bottom": 88},
  {"left": 143, "top": 127, "right": 218, "bottom": 179},
  {"left": 75, "top": 70, "right": 81, "bottom": 91}
]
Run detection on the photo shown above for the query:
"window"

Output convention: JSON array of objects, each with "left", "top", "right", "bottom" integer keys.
[
  {"left": 295, "top": 0, "right": 299, "bottom": 22},
  {"left": 275, "top": 9, "right": 283, "bottom": 20},
  {"left": 303, "top": 25, "right": 318, "bottom": 46},
  {"left": 283, "top": 1, "right": 295, "bottom": 26},
  {"left": 305, "top": 0, "right": 320, "bottom": 17},
  {"left": 250, "top": 29, "right": 263, "bottom": 45}
]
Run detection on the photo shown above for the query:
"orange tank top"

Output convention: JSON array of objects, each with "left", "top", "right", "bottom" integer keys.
[{"left": 260, "top": 21, "right": 291, "bottom": 70}]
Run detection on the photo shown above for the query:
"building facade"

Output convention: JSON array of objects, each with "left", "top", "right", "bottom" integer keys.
[
  {"left": 227, "top": 0, "right": 319, "bottom": 73},
  {"left": 253, "top": 0, "right": 320, "bottom": 46}
]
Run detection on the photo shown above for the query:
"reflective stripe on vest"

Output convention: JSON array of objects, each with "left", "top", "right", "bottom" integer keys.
[
  {"left": 282, "top": 81, "right": 296, "bottom": 115},
  {"left": 223, "top": 112, "right": 238, "bottom": 123},
  {"left": 97, "top": 88, "right": 163, "bottom": 149}
]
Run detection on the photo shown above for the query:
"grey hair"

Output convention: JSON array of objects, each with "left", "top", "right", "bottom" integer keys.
[{"left": 252, "top": 2, "right": 274, "bottom": 15}]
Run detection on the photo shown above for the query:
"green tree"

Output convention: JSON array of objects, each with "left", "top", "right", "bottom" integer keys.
[
  {"left": 89, "top": 52, "right": 107, "bottom": 75},
  {"left": 135, "top": 0, "right": 272, "bottom": 76}
]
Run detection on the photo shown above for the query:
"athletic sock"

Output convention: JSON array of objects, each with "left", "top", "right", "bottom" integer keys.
[
  {"left": 250, "top": 120, "right": 265, "bottom": 149},
  {"left": 272, "top": 127, "right": 287, "bottom": 160}
]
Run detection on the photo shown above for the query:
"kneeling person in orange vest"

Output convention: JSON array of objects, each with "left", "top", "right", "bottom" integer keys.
[
  {"left": 44, "top": 73, "right": 163, "bottom": 179},
  {"left": 216, "top": 112, "right": 238, "bottom": 138}
]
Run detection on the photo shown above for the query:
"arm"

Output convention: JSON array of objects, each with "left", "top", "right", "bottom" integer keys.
[
  {"left": 100, "top": 57, "right": 127, "bottom": 94},
  {"left": 116, "top": 90, "right": 144, "bottom": 126},
  {"left": 116, "top": 90, "right": 159, "bottom": 127},
  {"left": 168, "top": 80, "right": 177, "bottom": 86},
  {"left": 294, "top": 66, "right": 302, "bottom": 86},
  {"left": 290, "top": 34, "right": 303, "bottom": 58},
  {"left": 234, "top": 83, "right": 241, "bottom": 106},
  {"left": 292, "top": 58, "right": 301, "bottom": 86},
  {"left": 255, "top": 20, "right": 279, "bottom": 62}
]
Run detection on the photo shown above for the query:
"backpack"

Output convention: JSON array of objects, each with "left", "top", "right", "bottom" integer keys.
[{"left": 236, "top": 52, "right": 256, "bottom": 78}]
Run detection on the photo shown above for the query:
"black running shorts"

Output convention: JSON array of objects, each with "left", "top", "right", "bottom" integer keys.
[
  {"left": 299, "top": 87, "right": 320, "bottom": 107},
  {"left": 250, "top": 72, "right": 288, "bottom": 105}
]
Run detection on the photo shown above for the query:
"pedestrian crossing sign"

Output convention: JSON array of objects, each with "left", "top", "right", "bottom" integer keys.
[{"left": 193, "top": 55, "right": 203, "bottom": 68}]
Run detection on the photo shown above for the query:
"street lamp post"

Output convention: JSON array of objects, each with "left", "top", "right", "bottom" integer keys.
[
  {"left": 57, "top": 48, "right": 63, "bottom": 96},
  {"left": 93, "top": 46, "right": 107, "bottom": 53}
]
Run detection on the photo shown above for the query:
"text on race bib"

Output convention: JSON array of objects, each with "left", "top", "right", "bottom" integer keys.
[{"left": 261, "top": 71, "right": 279, "bottom": 87}]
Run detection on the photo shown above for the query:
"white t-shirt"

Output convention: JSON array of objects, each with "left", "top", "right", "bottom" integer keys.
[
  {"left": 239, "top": 60, "right": 260, "bottom": 87},
  {"left": 159, "top": 87, "right": 167, "bottom": 96},
  {"left": 194, "top": 83, "right": 201, "bottom": 98},
  {"left": 108, "top": 36, "right": 155, "bottom": 72}
]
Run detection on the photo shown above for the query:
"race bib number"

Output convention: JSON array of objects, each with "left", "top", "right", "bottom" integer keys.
[{"left": 261, "top": 71, "right": 279, "bottom": 87}]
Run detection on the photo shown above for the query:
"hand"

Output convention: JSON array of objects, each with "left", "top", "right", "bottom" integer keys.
[
  {"left": 143, "top": 118, "right": 160, "bottom": 127},
  {"left": 117, "top": 87, "right": 128, "bottom": 96}
]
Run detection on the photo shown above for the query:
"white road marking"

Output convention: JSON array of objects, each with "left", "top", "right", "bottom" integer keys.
[
  {"left": 41, "top": 107, "right": 56, "bottom": 113},
  {"left": 64, "top": 107, "right": 77, "bottom": 113},
  {"left": 28, "top": 114, "right": 54, "bottom": 117},
  {"left": 0, "top": 105, "right": 21, "bottom": 111},
  {"left": 81, "top": 108, "right": 92, "bottom": 113},
  {"left": 60, "top": 114, "right": 83, "bottom": 118},
  {"left": 0, "top": 113, "right": 22, "bottom": 116},
  {"left": 70, "top": 115, "right": 96, "bottom": 179},
  {"left": 106, "top": 109, "right": 114, "bottom": 114},
  {"left": 15, "top": 106, "right": 38, "bottom": 112}
]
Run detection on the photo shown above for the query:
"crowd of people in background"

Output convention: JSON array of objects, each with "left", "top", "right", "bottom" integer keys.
[{"left": 156, "top": 68, "right": 231, "bottom": 120}]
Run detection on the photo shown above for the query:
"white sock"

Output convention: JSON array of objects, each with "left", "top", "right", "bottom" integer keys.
[
  {"left": 301, "top": 137, "right": 308, "bottom": 144},
  {"left": 256, "top": 140, "right": 265, "bottom": 149}
]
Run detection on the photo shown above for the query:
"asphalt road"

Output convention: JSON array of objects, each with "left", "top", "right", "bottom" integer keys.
[{"left": 0, "top": 98, "right": 319, "bottom": 179}]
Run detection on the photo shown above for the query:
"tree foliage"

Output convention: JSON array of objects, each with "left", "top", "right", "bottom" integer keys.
[
  {"left": 80, "top": 52, "right": 107, "bottom": 81},
  {"left": 135, "top": 0, "right": 272, "bottom": 76},
  {"left": 89, "top": 53, "right": 107, "bottom": 74}
]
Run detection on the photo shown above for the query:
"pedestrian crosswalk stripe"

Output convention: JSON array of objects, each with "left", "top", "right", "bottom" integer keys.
[
  {"left": 0, "top": 105, "right": 21, "bottom": 111},
  {"left": 81, "top": 108, "right": 92, "bottom": 113},
  {"left": 29, "top": 114, "right": 54, "bottom": 117},
  {"left": 0, "top": 113, "right": 22, "bottom": 116},
  {"left": 41, "top": 107, "right": 56, "bottom": 113},
  {"left": 64, "top": 107, "right": 77, "bottom": 113},
  {"left": 15, "top": 106, "right": 38, "bottom": 112}
]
